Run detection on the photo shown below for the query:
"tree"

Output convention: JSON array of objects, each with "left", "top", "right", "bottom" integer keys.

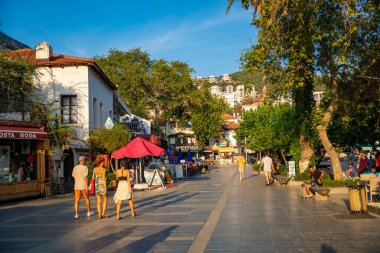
[
  {"left": 236, "top": 104, "right": 299, "bottom": 158},
  {"left": 96, "top": 49, "right": 197, "bottom": 138},
  {"left": 88, "top": 124, "right": 131, "bottom": 154},
  {"left": 0, "top": 52, "right": 35, "bottom": 95},
  {"left": 229, "top": 0, "right": 379, "bottom": 180},
  {"left": 190, "top": 82, "right": 229, "bottom": 145},
  {"left": 148, "top": 59, "right": 196, "bottom": 133},
  {"left": 95, "top": 48, "right": 152, "bottom": 118}
]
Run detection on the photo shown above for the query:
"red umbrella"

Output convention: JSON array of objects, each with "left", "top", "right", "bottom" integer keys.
[{"left": 112, "top": 137, "right": 165, "bottom": 159}]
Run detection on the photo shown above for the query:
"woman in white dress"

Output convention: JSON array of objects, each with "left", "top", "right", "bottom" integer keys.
[{"left": 114, "top": 159, "right": 136, "bottom": 220}]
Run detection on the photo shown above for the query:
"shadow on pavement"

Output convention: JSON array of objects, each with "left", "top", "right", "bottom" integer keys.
[
  {"left": 138, "top": 192, "right": 199, "bottom": 214},
  {"left": 69, "top": 225, "right": 137, "bottom": 252},
  {"left": 120, "top": 225, "right": 177, "bottom": 252},
  {"left": 320, "top": 244, "right": 337, "bottom": 253}
]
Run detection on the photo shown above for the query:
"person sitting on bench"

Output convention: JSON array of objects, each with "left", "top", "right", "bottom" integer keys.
[{"left": 302, "top": 165, "right": 324, "bottom": 198}]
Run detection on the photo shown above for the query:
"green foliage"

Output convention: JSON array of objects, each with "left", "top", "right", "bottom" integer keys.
[
  {"left": 278, "top": 164, "right": 288, "bottom": 177},
  {"left": 293, "top": 169, "right": 311, "bottom": 183},
  {"left": 321, "top": 174, "right": 360, "bottom": 187},
  {"left": 293, "top": 169, "right": 360, "bottom": 187},
  {"left": 252, "top": 162, "right": 261, "bottom": 173},
  {"left": 51, "top": 182, "right": 60, "bottom": 195},
  {"left": 31, "top": 99, "right": 72, "bottom": 149},
  {"left": 190, "top": 85, "right": 229, "bottom": 145},
  {"left": 95, "top": 48, "right": 151, "bottom": 118},
  {"left": 95, "top": 49, "right": 197, "bottom": 136},
  {"left": 106, "top": 171, "right": 116, "bottom": 187},
  {"left": 236, "top": 104, "right": 299, "bottom": 152},
  {"left": 0, "top": 53, "right": 36, "bottom": 93},
  {"left": 88, "top": 124, "right": 131, "bottom": 154},
  {"left": 230, "top": 70, "right": 263, "bottom": 93}
]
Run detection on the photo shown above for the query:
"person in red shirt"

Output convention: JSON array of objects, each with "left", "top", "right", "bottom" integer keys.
[{"left": 375, "top": 150, "right": 380, "bottom": 173}]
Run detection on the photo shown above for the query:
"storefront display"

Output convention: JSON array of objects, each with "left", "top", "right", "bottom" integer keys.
[
  {"left": 0, "top": 141, "right": 37, "bottom": 184},
  {"left": 0, "top": 125, "right": 50, "bottom": 201}
]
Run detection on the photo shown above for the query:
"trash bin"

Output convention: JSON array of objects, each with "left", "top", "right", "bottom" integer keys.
[{"left": 347, "top": 185, "right": 367, "bottom": 213}]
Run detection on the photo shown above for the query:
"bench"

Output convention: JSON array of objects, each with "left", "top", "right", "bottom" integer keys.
[
  {"left": 272, "top": 175, "right": 290, "bottom": 185},
  {"left": 311, "top": 187, "right": 330, "bottom": 201}
]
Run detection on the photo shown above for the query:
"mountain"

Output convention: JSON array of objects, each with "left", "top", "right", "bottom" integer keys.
[{"left": 0, "top": 31, "right": 30, "bottom": 50}]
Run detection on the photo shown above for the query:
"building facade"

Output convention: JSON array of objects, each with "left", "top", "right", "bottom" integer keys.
[{"left": 11, "top": 42, "right": 119, "bottom": 192}]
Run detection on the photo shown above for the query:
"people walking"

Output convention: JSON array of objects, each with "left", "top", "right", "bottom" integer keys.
[
  {"left": 114, "top": 159, "right": 135, "bottom": 220},
  {"left": 237, "top": 155, "right": 246, "bottom": 180},
  {"left": 94, "top": 156, "right": 108, "bottom": 219},
  {"left": 261, "top": 152, "right": 274, "bottom": 186},
  {"left": 72, "top": 156, "right": 93, "bottom": 219}
]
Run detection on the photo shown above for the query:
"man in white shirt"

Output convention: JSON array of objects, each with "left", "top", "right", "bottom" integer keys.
[
  {"left": 72, "top": 156, "right": 93, "bottom": 219},
  {"left": 261, "top": 152, "right": 274, "bottom": 186}
]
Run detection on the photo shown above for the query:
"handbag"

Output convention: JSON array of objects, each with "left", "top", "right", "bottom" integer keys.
[{"left": 89, "top": 171, "right": 95, "bottom": 195}]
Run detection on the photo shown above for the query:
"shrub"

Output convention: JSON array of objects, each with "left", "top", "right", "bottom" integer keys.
[
  {"left": 252, "top": 162, "right": 261, "bottom": 173},
  {"left": 293, "top": 169, "right": 360, "bottom": 187},
  {"left": 51, "top": 182, "right": 60, "bottom": 195},
  {"left": 278, "top": 164, "right": 288, "bottom": 176},
  {"left": 293, "top": 169, "right": 311, "bottom": 182}
]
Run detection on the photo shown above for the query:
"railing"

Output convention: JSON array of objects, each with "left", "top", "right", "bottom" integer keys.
[
  {"left": 123, "top": 122, "right": 146, "bottom": 134},
  {"left": 0, "top": 97, "right": 43, "bottom": 123}
]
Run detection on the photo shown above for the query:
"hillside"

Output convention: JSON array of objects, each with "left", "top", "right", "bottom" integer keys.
[
  {"left": 230, "top": 70, "right": 263, "bottom": 93},
  {"left": 0, "top": 31, "right": 30, "bottom": 50}
]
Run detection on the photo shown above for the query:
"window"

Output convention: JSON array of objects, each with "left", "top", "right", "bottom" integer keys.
[
  {"left": 61, "top": 95, "right": 78, "bottom": 124},
  {"left": 100, "top": 102, "right": 103, "bottom": 125},
  {"left": 93, "top": 97, "right": 97, "bottom": 126}
]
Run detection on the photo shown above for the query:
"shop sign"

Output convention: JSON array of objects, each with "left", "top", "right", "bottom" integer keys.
[{"left": 0, "top": 130, "right": 48, "bottom": 140}]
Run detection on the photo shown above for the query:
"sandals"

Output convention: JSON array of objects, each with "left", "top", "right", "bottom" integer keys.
[
  {"left": 116, "top": 214, "right": 121, "bottom": 220},
  {"left": 101, "top": 213, "right": 108, "bottom": 218},
  {"left": 132, "top": 212, "right": 137, "bottom": 217}
]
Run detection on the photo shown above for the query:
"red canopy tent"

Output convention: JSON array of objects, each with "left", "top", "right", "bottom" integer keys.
[
  {"left": 112, "top": 137, "right": 165, "bottom": 159},
  {"left": 112, "top": 137, "right": 165, "bottom": 186}
]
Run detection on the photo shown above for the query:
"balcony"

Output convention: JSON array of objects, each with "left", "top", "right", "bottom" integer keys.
[
  {"left": 0, "top": 97, "right": 43, "bottom": 123},
  {"left": 123, "top": 122, "right": 147, "bottom": 134}
]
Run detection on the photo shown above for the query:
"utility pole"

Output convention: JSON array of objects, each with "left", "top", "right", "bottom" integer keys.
[{"left": 245, "top": 137, "right": 248, "bottom": 163}]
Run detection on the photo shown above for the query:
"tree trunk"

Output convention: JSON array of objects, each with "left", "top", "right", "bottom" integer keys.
[
  {"left": 299, "top": 135, "right": 314, "bottom": 173},
  {"left": 316, "top": 76, "right": 343, "bottom": 180},
  {"left": 261, "top": 75, "right": 267, "bottom": 101},
  {"left": 280, "top": 150, "right": 287, "bottom": 167}
]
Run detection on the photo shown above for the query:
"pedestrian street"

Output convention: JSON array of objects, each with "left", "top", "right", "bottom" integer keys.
[{"left": 0, "top": 166, "right": 379, "bottom": 253}]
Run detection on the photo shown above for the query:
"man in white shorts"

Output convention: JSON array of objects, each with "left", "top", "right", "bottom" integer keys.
[
  {"left": 261, "top": 152, "right": 274, "bottom": 186},
  {"left": 72, "top": 156, "right": 94, "bottom": 219}
]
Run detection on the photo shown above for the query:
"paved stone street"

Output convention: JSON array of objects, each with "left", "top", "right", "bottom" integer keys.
[{"left": 0, "top": 166, "right": 379, "bottom": 253}]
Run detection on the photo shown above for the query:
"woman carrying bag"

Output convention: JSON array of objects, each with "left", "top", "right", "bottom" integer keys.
[
  {"left": 114, "top": 159, "right": 136, "bottom": 220},
  {"left": 94, "top": 156, "right": 108, "bottom": 219}
]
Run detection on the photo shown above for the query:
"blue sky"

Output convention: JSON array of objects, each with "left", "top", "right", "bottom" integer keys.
[{"left": 1, "top": 0, "right": 256, "bottom": 77}]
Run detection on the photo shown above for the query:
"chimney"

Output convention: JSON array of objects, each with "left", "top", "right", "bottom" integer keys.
[{"left": 35, "top": 42, "right": 53, "bottom": 59}]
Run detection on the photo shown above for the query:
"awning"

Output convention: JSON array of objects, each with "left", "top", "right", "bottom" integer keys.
[
  {"left": 0, "top": 126, "right": 48, "bottom": 140},
  {"left": 218, "top": 147, "right": 236, "bottom": 153}
]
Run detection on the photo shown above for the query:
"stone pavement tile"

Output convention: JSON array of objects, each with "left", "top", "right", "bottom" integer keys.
[
  {"left": 0, "top": 242, "right": 46, "bottom": 252},
  {"left": 239, "top": 245, "right": 277, "bottom": 253}
]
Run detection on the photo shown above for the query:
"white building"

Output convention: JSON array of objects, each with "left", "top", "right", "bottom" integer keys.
[
  {"left": 12, "top": 42, "right": 122, "bottom": 189},
  {"left": 225, "top": 85, "right": 234, "bottom": 93},
  {"left": 209, "top": 75, "right": 218, "bottom": 83},
  {"left": 223, "top": 92, "right": 235, "bottom": 108},
  {"left": 210, "top": 85, "right": 221, "bottom": 96},
  {"left": 235, "top": 85, "right": 245, "bottom": 103},
  {"left": 221, "top": 74, "right": 231, "bottom": 82}
]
